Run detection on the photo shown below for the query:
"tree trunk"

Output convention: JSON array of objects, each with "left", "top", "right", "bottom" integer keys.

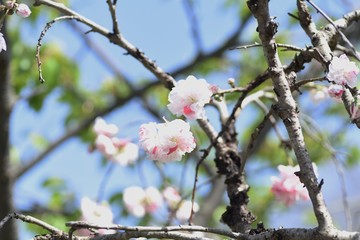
[{"left": 0, "top": 20, "right": 18, "bottom": 240}]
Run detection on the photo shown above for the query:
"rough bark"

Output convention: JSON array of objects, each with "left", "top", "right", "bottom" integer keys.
[
  {"left": 0, "top": 21, "right": 18, "bottom": 240},
  {"left": 247, "top": 0, "right": 333, "bottom": 231}
]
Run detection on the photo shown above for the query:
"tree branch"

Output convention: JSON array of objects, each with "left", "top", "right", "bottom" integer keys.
[
  {"left": 248, "top": 0, "right": 333, "bottom": 231},
  {"left": 33, "top": 0, "right": 176, "bottom": 88}
]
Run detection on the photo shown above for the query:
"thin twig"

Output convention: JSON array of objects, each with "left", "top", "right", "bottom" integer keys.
[
  {"left": 106, "top": 0, "right": 120, "bottom": 35},
  {"left": 301, "top": 115, "right": 352, "bottom": 230},
  {"left": 292, "top": 76, "right": 327, "bottom": 90},
  {"left": 66, "top": 221, "right": 244, "bottom": 239},
  {"left": 230, "top": 42, "right": 304, "bottom": 52},
  {"left": 36, "top": 15, "right": 83, "bottom": 83},
  {"left": 305, "top": 0, "right": 360, "bottom": 60},
  {"left": 0, "top": 213, "right": 65, "bottom": 236},
  {"left": 96, "top": 163, "right": 115, "bottom": 202},
  {"left": 182, "top": 0, "right": 203, "bottom": 53}
]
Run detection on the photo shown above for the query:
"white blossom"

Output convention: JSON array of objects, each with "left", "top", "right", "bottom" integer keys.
[
  {"left": 0, "top": 33, "right": 6, "bottom": 52},
  {"left": 112, "top": 140, "right": 139, "bottom": 166},
  {"left": 176, "top": 201, "right": 199, "bottom": 222},
  {"left": 93, "top": 117, "right": 119, "bottom": 137},
  {"left": 167, "top": 75, "right": 212, "bottom": 120},
  {"left": 139, "top": 119, "right": 196, "bottom": 162},
  {"left": 16, "top": 3, "right": 31, "bottom": 18},
  {"left": 123, "top": 186, "right": 163, "bottom": 217},
  {"left": 327, "top": 54, "right": 359, "bottom": 88},
  {"left": 80, "top": 197, "right": 115, "bottom": 235},
  {"left": 95, "top": 135, "right": 117, "bottom": 157}
]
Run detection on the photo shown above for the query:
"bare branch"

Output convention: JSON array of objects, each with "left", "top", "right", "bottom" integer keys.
[
  {"left": 182, "top": 0, "right": 203, "bottom": 53},
  {"left": 305, "top": 0, "right": 360, "bottom": 60},
  {"left": 0, "top": 213, "right": 65, "bottom": 236},
  {"left": 36, "top": 15, "right": 84, "bottom": 83},
  {"left": 34, "top": 0, "right": 176, "bottom": 88},
  {"left": 106, "top": 0, "right": 120, "bottom": 35},
  {"left": 248, "top": 0, "right": 333, "bottom": 230}
]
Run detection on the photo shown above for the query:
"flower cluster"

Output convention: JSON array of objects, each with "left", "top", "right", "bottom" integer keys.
[
  {"left": 162, "top": 187, "right": 199, "bottom": 222},
  {"left": 123, "top": 186, "right": 163, "bottom": 218},
  {"left": 167, "top": 75, "right": 213, "bottom": 120},
  {"left": 79, "top": 197, "right": 115, "bottom": 235},
  {"left": 327, "top": 54, "right": 359, "bottom": 99},
  {"left": 0, "top": 1, "right": 31, "bottom": 53},
  {"left": 93, "top": 117, "right": 138, "bottom": 166},
  {"left": 270, "top": 165, "right": 311, "bottom": 206},
  {"left": 139, "top": 119, "right": 196, "bottom": 162}
]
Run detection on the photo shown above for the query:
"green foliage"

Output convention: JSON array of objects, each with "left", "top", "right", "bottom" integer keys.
[
  {"left": 25, "top": 177, "right": 78, "bottom": 234},
  {"left": 248, "top": 185, "right": 273, "bottom": 225},
  {"left": 30, "top": 132, "right": 49, "bottom": 150},
  {"left": 346, "top": 146, "right": 360, "bottom": 166}
]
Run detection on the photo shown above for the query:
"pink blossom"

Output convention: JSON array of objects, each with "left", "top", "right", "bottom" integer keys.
[
  {"left": 139, "top": 119, "right": 196, "bottom": 162},
  {"left": 80, "top": 197, "right": 115, "bottom": 235},
  {"left": 93, "top": 117, "right": 119, "bottom": 137},
  {"left": 270, "top": 165, "right": 310, "bottom": 206},
  {"left": 123, "top": 186, "right": 163, "bottom": 217},
  {"left": 350, "top": 100, "right": 360, "bottom": 120},
  {"left": 167, "top": 75, "right": 213, "bottom": 120},
  {"left": 327, "top": 84, "right": 344, "bottom": 99},
  {"left": 16, "top": 3, "right": 31, "bottom": 18},
  {"left": 0, "top": 33, "right": 6, "bottom": 52},
  {"left": 327, "top": 54, "right": 359, "bottom": 88},
  {"left": 209, "top": 84, "right": 220, "bottom": 94}
]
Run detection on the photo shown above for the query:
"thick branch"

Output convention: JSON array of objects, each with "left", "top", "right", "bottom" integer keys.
[{"left": 248, "top": 0, "right": 333, "bottom": 231}]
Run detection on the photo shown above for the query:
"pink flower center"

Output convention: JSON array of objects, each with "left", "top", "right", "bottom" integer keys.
[
  {"left": 183, "top": 105, "right": 194, "bottom": 115},
  {"left": 152, "top": 146, "right": 158, "bottom": 154},
  {"left": 167, "top": 145, "right": 178, "bottom": 155}
]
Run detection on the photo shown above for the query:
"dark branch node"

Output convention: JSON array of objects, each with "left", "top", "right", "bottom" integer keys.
[
  {"left": 318, "top": 178, "right": 324, "bottom": 190},
  {"left": 266, "top": 19, "right": 279, "bottom": 36}
]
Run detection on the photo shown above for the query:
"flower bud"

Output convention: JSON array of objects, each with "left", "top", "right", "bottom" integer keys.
[{"left": 16, "top": 3, "right": 31, "bottom": 18}]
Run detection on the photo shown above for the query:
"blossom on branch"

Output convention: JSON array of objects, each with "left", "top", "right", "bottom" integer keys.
[
  {"left": 0, "top": 33, "right": 6, "bottom": 52},
  {"left": 327, "top": 84, "right": 344, "bottom": 99},
  {"left": 139, "top": 119, "right": 196, "bottom": 162},
  {"left": 270, "top": 165, "right": 311, "bottom": 206},
  {"left": 5, "top": 1, "right": 15, "bottom": 9},
  {"left": 123, "top": 186, "right": 163, "bottom": 218},
  {"left": 16, "top": 3, "right": 31, "bottom": 18},
  {"left": 80, "top": 197, "right": 116, "bottom": 235},
  {"left": 167, "top": 75, "right": 213, "bottom": 120},
  {"left": 327, "top": 54, "right": 359, "bottom": 88}
]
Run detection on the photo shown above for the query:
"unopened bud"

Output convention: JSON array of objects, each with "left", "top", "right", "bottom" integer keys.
[{"left": 228, "top": 78, "right": 235, "bottom": 88}]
